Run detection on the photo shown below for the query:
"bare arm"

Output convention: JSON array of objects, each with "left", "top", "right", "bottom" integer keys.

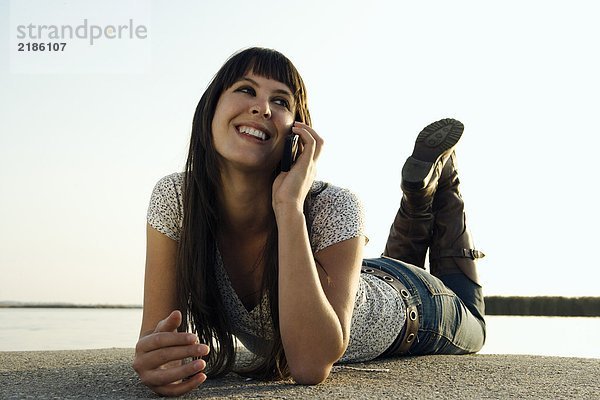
[
  {"left": 277, "top": 210, "right": 364, "bottom": 384},
  {"left": 272, "top": 122, "right": 364, "bottom": 384},
  {"left": 132, "top": 224, "right": 209, "bottom": 396},
  {"left": 140, "top": 224, "right": 179, "bottom": 337}
]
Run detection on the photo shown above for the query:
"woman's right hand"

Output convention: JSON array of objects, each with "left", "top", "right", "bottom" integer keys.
[{"left": 133, "top": 310, "right": 210, "bottom": 397}]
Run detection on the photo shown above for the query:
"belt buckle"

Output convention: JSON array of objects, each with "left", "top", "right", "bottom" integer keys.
[{"left": 462, "top": 249, "right": 476, "bottom": 259}]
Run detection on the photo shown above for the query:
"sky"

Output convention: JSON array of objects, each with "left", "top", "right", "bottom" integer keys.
[{"left": 1, "top": 0, "right": 599, "bottom": 305}]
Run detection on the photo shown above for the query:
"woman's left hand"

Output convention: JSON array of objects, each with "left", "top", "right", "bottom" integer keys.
[{"left": 272, "top": 121, "right": 324, "bottom": 214}]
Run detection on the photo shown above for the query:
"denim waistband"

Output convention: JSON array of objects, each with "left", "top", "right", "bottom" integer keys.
[{"left": 361, "top": 257, "right": 422, "bottom": 355}]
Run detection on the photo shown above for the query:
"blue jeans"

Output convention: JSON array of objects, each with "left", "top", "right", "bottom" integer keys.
[{"left": 362, "top": 257, "right": 486, "bottom": 355}]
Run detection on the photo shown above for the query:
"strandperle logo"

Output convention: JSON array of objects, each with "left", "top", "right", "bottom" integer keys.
[{"left": 15, "top": 19, "right": 148, "bottom": 45}]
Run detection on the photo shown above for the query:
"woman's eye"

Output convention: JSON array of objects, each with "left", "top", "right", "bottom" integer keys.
[
  {"left": 236, "top": 86, "right": 255, "bottom": 95},
  {"left": 273, "top": 98, "right": 290, "bottom": 109}
]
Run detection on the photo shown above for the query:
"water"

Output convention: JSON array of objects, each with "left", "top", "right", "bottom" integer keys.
[
  {"left": 0, "top": 308, "right": 142, "bottom": 351},
  {"left": 480, "top": 315, "right": 600, "bottom": 359},
  {"left": 1, "top": 309, "right": 599, "bottom": 358}
]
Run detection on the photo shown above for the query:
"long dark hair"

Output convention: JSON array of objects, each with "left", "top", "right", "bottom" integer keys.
[{"left": 176, "top": 47, "right": 312, "bottom": 379}]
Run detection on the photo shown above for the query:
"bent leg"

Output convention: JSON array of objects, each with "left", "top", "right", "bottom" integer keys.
[
  {"left": 412, "top": 268, "right": 486, "bottom": 354},
  {"left": 384, "top": 119, "right": 465, "bottom": 268},
  {"left": 429, "top": 153, "right": 486, "bottom": 323},
  {"left": 439, "top": 273, "right": 485, "bottom": 324}
]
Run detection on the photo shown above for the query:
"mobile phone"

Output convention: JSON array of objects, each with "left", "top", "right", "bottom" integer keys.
[{"left": 281, "top": 134, "right": 299, "bottom": 172}]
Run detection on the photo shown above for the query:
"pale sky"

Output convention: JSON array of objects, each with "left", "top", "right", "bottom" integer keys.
[{"left": 1, "top": 0, "right": 599, "bottom": 305}]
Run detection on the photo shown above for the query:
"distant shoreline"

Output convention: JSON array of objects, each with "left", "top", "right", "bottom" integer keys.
[
  {"left": 0, "top": 302, "right": 141, "bottom": 309},
  {"left": 1, "top": 297, "right": 599, "bottom": 316},
  {"left": 485, "top": 296, "right": 600, "bottom": 317}
]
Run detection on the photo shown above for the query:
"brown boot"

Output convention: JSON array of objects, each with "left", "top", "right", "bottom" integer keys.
[
  {"left": 384, "top": 119, "right": 465, "bottom": 268},
  {"left": 383, "top": 193, "right": 434, "bottom": 268},
  {"left": 429, "top": 153, "right": 485, "bottom": 285}
]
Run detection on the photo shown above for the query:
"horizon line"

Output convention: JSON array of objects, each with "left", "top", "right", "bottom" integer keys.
[
  {"left": 0, "top": 301, "right": 142, "bottom": 309},
  {"left": 2, "top": 295, "right": 600, "bottom": 309}
]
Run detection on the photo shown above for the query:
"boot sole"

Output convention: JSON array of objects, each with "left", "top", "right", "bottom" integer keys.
[{"left": 402, "top": 118, "right": 464, "bottom": 190}]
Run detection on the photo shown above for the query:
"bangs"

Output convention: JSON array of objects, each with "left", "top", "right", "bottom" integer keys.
[
  {"left": 203, "top": 47, "right": 310, "bottom": 125},
  {"left": 221, "top": 48, "right": 302, "bottom": 94}
]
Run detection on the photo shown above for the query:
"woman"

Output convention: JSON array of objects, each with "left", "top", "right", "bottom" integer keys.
[{"left": 133, "top": 47, "right": 486, "bottom": 397}]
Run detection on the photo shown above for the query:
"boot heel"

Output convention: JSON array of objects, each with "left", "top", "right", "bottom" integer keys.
[{"left": 401, "top": 156, "right": 435, "bottom": 191}]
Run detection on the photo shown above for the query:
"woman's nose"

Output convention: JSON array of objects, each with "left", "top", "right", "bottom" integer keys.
[{"left": 250, "top": 101, "right": 271, "bottom": 119}]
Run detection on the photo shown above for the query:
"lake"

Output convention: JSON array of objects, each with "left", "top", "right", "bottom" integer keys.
[{"left": 0, "top": 308, "right": 598, "bottom": 358}]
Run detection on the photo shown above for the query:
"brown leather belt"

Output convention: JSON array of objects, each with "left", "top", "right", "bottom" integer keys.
[{"left": 361, "top": 265, "right": 419, "bottom": 356}]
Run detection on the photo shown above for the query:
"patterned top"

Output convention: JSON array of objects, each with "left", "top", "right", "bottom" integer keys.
[{"left": 147, "top": 173, "right": 406, "bottom": 363}]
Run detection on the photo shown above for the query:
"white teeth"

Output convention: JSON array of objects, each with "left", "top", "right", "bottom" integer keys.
[{"left": 238, "top": 126, "right": 267, "bottom": 141}]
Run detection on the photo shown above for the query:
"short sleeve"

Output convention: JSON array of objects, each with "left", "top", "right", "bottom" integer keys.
[
  {"left": 309, "top": 184, "right": 366, "bottom": 254},
  {"left": 146, "top": 173, "right": 184, "bottom": 242}
]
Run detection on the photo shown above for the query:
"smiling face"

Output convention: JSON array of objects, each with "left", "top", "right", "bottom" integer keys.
[{"left": 211, "top": 72, "right": 296, "bottom": 173}]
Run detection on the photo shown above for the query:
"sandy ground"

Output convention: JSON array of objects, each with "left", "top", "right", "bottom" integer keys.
[{"left": 1, "top": 348, "right": 598, "bottom": 399}]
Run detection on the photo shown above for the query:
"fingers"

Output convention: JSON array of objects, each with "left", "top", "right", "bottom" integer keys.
[
  {"left": 141, "top": 343, "right": 210, "bottom": 371},
  {"left": 138, "top": 327, "right": 197, "bottom": 354},
  {"left": 140, "top": 359, "right": 208, "bottom": 397},
  {"left": 136, "top": 331, "right": 207, "bottom": 356},
  {"left": 134, "top": 310, "right": 212, "bottom": 396},
  {"left": 154, "top": 310, "right": 182, "bottom": 333},
  {"left": 153, "top": 371, "right": 207, "bottom": 397},
  {"left": 292, "top": 122, "right": 324, "bottom": 161},
  {"left": 144, "top": 357, "right": 207, "bottom": 387},
  {"left": 134, "top": 334, "right": 211, "bottom": 395}
]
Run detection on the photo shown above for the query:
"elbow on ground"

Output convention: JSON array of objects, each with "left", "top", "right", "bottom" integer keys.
[{"left": 290, "top": 365, "right": 331, "bottom": 385}]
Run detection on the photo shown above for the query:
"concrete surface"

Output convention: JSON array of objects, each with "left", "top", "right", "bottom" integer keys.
[{"left": 1, "top": 348, "right": 598, "bottom": 399}]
